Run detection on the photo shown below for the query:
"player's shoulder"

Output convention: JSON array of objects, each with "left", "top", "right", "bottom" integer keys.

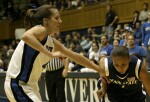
[
  {"left": 130, "top": 55, "right": 141, "bottom": 64},
  {"left": 32, "top": 25, "right": 47, "bottom": 32},
  {"left": 25, "top": 25, "right": 47, "bottom": 41},
  {"left": 100, "top": 56, "right": 111, "bottom": 66}
]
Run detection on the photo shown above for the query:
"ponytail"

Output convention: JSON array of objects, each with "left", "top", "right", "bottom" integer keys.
[
  {"left": 24, "top": 5, "right": 56, "bottom": 30},
  {"left": 24, "top": 9, "right": 37, "bottom": 30}
]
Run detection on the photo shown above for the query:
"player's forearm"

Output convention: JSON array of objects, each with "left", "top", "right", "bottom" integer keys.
[
  {"left": 64, "top": 58, "right": 69, "bottom": 70},
  {"left": 56, "top": 42, "right": 101, "bottom": 73},
  {"left": 76, "top": 54, "right": 100, "bottom": 72},
  {"left": 63, "top": 50, "right": 100, "bottom": 72},
  {"left": 101, "top": 81, "right": 107, "bottom": 91}
]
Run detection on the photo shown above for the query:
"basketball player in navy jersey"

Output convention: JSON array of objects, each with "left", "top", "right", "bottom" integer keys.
[
  {"left": 4, "top": 5, "right": 106, "bottom": 102},
  {"left": 97, "top": 46, "right": 150, "bottom": 102}
]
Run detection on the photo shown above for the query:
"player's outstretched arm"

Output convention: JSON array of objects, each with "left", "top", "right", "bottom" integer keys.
[{"left": 54, "top": 38, "right": 101, "bottom": 73}]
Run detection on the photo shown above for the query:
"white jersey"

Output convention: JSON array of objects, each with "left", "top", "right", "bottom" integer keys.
[{"left": 6, "top": 35, "right": 54, "bottom": 85}]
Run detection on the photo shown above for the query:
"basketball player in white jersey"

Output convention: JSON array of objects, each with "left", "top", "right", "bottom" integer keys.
[{"left": 4, "top": 5, "right": 106, "bottom": 102}]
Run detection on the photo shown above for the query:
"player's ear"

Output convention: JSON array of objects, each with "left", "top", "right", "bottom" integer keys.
[{"left": 43, "top": 18, "right": 49, "bottom": 25}]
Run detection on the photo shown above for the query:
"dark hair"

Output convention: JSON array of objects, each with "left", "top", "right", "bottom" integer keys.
[
  {"left": 70, "top": 41, "right": 76, "bottom": 46},
  {"left": 135, "top": 21, "right": 141, "bottom": 25},
  {"left": 133, "top": 10, "right": 139, "bottom": 15},
  {"left": 113, "top": 39, "right": 120, "bottom": 43},
  {"left": 101, "top": 35, "right": 108, "bottom": 40},
  {"left": 128, "top": 34, "right": 135, "bottom": 39},
  {"left": 24, "top": 5, "right": 56, "bottom": 30},
  {"left": 144, "top": 2, "right": 148, "bottom": 7},
  {"left": 111, "top": 46, "right": 129, "bottom": 58},
  {"left": 86, "top": 36, "right": 92, "bottom": 40},
  {"left": 92, "top": 42, "right": 99, "bottom": 49}
]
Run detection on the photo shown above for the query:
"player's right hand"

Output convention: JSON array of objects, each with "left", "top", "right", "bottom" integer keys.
[{"left": 99, "top": 68, "right": 110, "bottom": 84}]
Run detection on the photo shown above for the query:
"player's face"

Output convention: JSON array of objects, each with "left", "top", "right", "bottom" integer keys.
[
  {"left": 47, "top": 9, "right": 62, "bottom": 33},
  {"left": 112, "top": 56, "right": 130, "bottom": 74}
]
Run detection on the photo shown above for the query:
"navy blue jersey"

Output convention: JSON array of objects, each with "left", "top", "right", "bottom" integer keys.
[{"left": 104, "top": 56, "right": 146, "bottom": 102}]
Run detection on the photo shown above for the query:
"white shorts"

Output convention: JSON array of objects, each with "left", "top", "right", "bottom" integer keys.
[{"left": 4, "top": 76, "right": 42, "bottom": 102}]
